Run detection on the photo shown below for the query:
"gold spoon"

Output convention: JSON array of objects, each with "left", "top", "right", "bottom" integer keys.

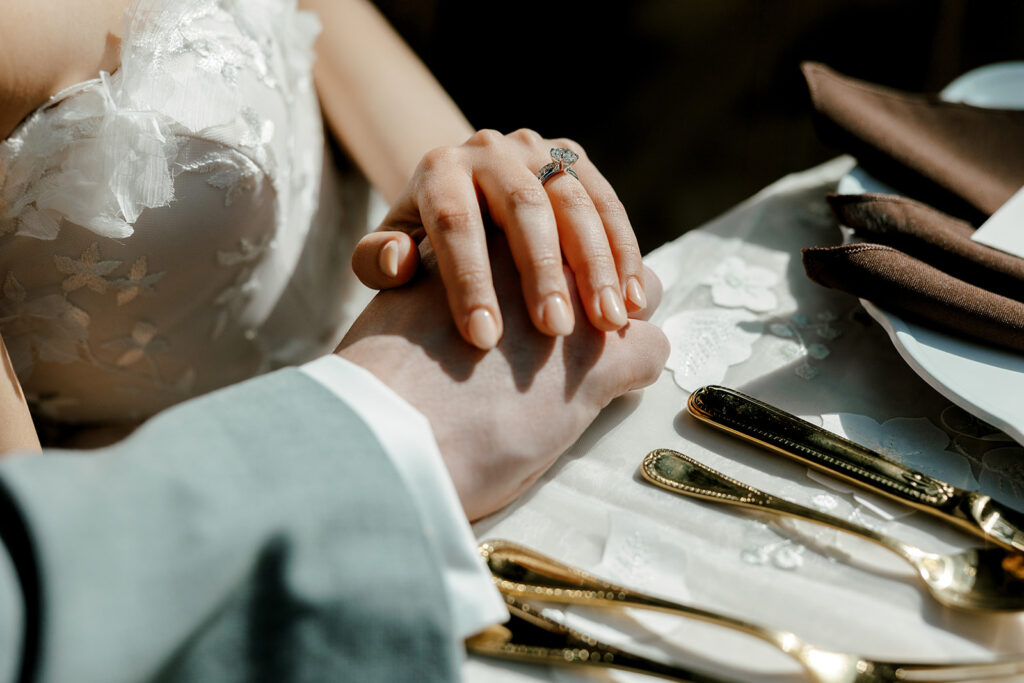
[
  {"left": 481, "top": 539, "right": 1024, "bottom": 682},
  {"left": 641, "top": 448, "right": 1024, "bottom": 612}
]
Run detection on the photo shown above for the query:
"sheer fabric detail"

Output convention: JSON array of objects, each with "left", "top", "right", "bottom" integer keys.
[{"left": 0, "top": 0, "right": 370, "bottom": 424}]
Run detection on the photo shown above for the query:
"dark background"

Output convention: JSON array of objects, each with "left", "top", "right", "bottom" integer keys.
[{"left": 375, "top": 1, "right": 1024, "bottom": 252}]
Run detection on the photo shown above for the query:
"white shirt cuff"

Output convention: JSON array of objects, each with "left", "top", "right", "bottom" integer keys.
[{"left": 299, "top": 355, "right": 507, "bottom": 640}]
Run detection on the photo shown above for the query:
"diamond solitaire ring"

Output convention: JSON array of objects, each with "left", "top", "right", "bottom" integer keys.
[{"left": 536, "top": 147, "right": 580, "bottom": 184}]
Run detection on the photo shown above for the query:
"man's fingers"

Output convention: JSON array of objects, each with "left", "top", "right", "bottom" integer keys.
[
  {"left": 352, "top": 231, "right": 420, "bottom": 289},
  {"left": 629, "top": 266, "right": 663, "bottom": 321},
  {"left": 623, "top": 320, "right": 670, "bottom": 390},
  {"left": 598, "top": 319, "right": 669, "bottom": 398}
]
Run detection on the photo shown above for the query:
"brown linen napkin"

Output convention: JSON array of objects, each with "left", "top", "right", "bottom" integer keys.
[
  {"left": 802, "top": 61, "right": 1024, "bottom": 220},
  {"left": 802, "top": 243, "right": 1024, "bottom": 352},
  {"left": 800, "top": 63, "right": 1024, "bottom": 352},
  {"left": 825, "top": 193, "right": 1024, "bottom": 304}
]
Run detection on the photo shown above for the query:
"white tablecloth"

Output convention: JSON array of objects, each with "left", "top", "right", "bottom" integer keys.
[{"left": 465, "top": 158, "right": 1024, "bottom": 682}]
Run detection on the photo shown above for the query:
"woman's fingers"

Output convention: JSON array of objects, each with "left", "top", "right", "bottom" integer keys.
[
  {"left": 542, "top": 168, "right": 627, "bottom": 332},
  {"left": 414, "top": 152, "right": 504, "bottom": 350},
  {"left": 552, "top": 140, "right": 647, "bottom": 317},
  {"left": 472, "top": 153, "right": 575, "bottom": 336},
  {"left": 356, "top": 130, "right": 648, "bottom": 348},
  {"left": 351, "top": 231, "right": 419, "bottom": 288}
]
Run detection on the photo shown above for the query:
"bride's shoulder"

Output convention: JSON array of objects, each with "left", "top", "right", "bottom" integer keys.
[{"left": 0, "top": 0, "right": 132, "bottom": 140}]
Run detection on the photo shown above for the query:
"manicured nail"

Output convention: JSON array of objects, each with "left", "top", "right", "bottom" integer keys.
[
  {"left": 467, "top": 308, "right": 500, "bottom": 350},
  {"left": 541, "top": 293, "right": 574, "bottom": 336},
  {"left": 598, "top": 286, "right": 628, "bottom": 327},
  {"left": 625, "top": 277, "right": 647, "bottom": 309},
  {"left": 379, "top": 240, "right": 399, "bottom": 278}
]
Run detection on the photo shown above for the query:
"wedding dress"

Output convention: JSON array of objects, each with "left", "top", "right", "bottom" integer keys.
[{"left": 0, "top": 0, "right": 373, "bottom": 424}]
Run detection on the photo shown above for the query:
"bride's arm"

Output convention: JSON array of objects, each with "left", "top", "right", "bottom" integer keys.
[
  {"left": 300, "top": 0, "right": 472, "bottom": 202},
  {"left": 302, "top": 0, "right": 648, "bottom": 350},
  {"left": 0, "top": 332, "right": 40, "bottom": 454}
]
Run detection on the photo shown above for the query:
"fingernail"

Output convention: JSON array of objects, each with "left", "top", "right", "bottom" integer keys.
[
  {"left": 625, "top": 277, "right": 647, "bottom": 309},
  {"left": 379, "top": 240, "right": 399, "bottom": 278},
  {"left": 467, "top": 308, "right": 500, "bottom": 350},
  {"left": 541, "top": 293, "right": 574, "bottom": 336},
  {"left": 599, "top": 286, "right": 628, "bottom": 327}
]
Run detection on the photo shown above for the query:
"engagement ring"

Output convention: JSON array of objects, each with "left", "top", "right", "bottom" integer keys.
[{"left": 536, "top": 147, "right": 579, "bottom": 184}]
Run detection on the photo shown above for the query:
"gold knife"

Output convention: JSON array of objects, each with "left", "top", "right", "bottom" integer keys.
[{"left": 687, "top": 385, "right": 1024, "bottom": 553}]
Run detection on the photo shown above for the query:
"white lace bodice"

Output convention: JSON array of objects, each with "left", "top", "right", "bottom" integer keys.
[{"left": 0, "top": 0, "right": 371, "bottom": 424}]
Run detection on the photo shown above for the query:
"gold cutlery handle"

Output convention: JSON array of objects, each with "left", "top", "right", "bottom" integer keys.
[
  {"left": 468, "top": 594, "right": 729, "bottom": 682},
  {"left": 482, "top": 540, "right": 814, "bottom": 660},
  {"left": 641, "top": 449, "right": 908, "bottom": 556},
  {"left": 687, "top": 385, "right": 955, "bottom": 506},
  {"left": 687, "top": 386, "right": 1024, "bottom": 554},
  {"left": 481, "top": 540, "right": 1024, "bottom": 681}
]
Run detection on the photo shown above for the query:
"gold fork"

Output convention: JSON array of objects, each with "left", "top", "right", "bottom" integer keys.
[
  {"left": 477, "top": 540, "right": 1024, "bottom": 682},
  {"left": 641, "top": 448, "right": 1024, "bottom": 612}
]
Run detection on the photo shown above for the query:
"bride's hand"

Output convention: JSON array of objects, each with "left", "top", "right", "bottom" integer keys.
[{"left": 350, "top": 129, "right": 648, "bottom": 350}]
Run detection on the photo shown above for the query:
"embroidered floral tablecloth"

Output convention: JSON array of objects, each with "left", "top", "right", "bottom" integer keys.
[{"left": 467, "top": 158, "right": 1024, "bottom": 681}]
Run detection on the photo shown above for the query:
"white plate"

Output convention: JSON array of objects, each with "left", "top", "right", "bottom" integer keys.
[{"left": 837, "top": 62, "right": 1024, "bottom": 445}]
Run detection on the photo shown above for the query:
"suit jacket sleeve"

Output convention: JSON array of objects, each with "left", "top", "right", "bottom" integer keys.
[{"left": 0, "top": 368, "right": 460, "bottom": 683}]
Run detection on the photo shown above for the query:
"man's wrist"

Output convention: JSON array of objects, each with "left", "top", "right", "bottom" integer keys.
[{"left": 298, "top": 354, "right": 507, "bottom": 639}]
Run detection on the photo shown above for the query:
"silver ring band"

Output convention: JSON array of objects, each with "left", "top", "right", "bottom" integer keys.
[
  {"left": 536, "top": 162, "right": 579, "bottom": 184},
  {"left": 536, "top": 147, "right": 580, "bottom": 185}
]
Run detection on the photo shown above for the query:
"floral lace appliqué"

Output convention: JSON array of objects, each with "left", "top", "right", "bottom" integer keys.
[
  {"left": 0, "top": 273, "right": 90, "bottom": 380},
  {"left": 0, "top": 0, "right": 331, "bottom": 424},
  {"left": 940, "top": 405, "right": 1024, "bottom": 511},
  {"left": 54, "top": 243, "right": 122, "bottom": 294},
  {"left": 818, "top": 413, "right": 975, "bottom": 491},
  {"left": 103, "top": 321, "right": 169, "bottom": 368},
  {"left": 769, "top": 311, "right": 844, "bottom": 380},
  {"left": 662, "top": 308, "right": 763, "bottom": 391},
  {"left": 701, "top": 256, "right": 779, "bottom": 312},
  {"left": 114, "top": 256, "right": 165, "bottom": 306}
]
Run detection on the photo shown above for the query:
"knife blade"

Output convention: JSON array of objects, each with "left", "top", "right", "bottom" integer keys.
[{"left": 687, "top": 385, "right": 1024, "bottom": 553}]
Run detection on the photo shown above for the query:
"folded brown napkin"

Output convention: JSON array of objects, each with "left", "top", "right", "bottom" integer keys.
[
  {"left": 804, "top": 243, "right": 1024, "bottom": 352},
  {"left": 800, "top": 63, "right": 1024, "bottom": 353},
  {"left": 825, "top": 193, "right": 1024, "bottom": 304},
  {"left": 802, "top": 62, "right": 1024, "bottom": 219}
]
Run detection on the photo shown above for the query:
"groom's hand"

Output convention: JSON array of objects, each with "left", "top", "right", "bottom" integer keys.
[{"left": 336, "top": 233, "right": 668, "bottom": 521}]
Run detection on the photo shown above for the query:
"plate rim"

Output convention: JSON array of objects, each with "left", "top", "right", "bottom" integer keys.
[{"left": 839, "top": 61, "right": 1024, "bottom": 443}]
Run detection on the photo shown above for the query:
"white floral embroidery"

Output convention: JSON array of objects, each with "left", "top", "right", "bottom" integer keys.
[
  {"left": 114, "top": 256, "right": 164, "bottom": 306},
  {"left": 178, "top": 148, "right": 266, "bottom": 206},
  {"left": 211, "top": 267, "right": 259, "bottom": 340},
  {"left": 0, "top": 273, "right": 90, "bottom": 378},
  {"left": 741, "top": 536, "right": 806, "bottom": 571},
  {"left": 662, "top": 308, "right": 763, "bottom": 391},
  {"left": 939, "top": 405, "right": 1024, "bottom": 511},
  {"left": 54, "top": 243, "right": 122, "bottom": 294},
  {"left": 702, "top": 256, "right": 779, "bottom": 312},
  {"left": 819, "top": 413, "right": 975, "bottom": 491},
  {"left": 217, "top": 235, "right": 274, "bottom": 267},
  {"left": 979, "top": 447, "right": 1024, "bottom": 512},
  {"left": 769, "top": 311, "right": 844, "bottom": 380},
  {"left": 0, "top": 0, "right": 337, "bottom": 424},
  {"left": 102, "top": 321, "right": 169, "bottom": 367}
]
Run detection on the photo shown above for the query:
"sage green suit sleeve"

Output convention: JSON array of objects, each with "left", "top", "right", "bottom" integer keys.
[{"left": 0, "top": 368, "right": 459, "bottom": 683}]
